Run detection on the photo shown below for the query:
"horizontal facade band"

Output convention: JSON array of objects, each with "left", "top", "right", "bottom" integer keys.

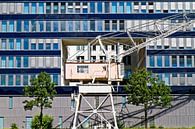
[
  {"left": 0, "top": 32, "right": 195, "bottom": 38},
  {"left": 147, "top": 50, "right": 195, "bottom": 55},
  {"left": 0, "top": 68, "right": 61, "bottom": 74},
  {"left": 0, "top": 13, "right": 194, "bottom": 20},
  {"left": 0, "top": 50, "right": 61, "bottom": 56},
  {"left": 0, "top": 0, "right": 194, "bottom": 2},
  {"left": 0, "top": 86, "right": 195, "bottom": 96},
  {"left": 148, "top": 68, "right": 195, "bottom": 73}
]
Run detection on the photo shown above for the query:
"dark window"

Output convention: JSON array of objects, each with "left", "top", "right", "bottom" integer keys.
[
  {"left": 61, "top": 2, "right": 66, "bottom": 13},
  {"left": 46, "top": 3, "right": 51, "bottom": 14},
  {"left": 105, "top": 20, "right": 110, "bottom": 31},
  {"left": 134, "top": 2, "right": 139, "bottom": 5},
  {"left": 54, "top": 3, "right": 58, "bottom": 14},
  {"left": 119, "top": 20, "right": 124, "bottom": 31},
  {"left": 149, "top": 10, "right": 154, "bottom": 13}
]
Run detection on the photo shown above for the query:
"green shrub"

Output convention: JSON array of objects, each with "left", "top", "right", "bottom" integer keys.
[
  {"left": 159, "top": 126, "right": 164, "bottom": 129},
  {"left": 117, "top": 119, "right": 125, "bottom": 129},
  {"left": 150, "top": 124, "right": 156, "bottom": 129},
  {"left": 10, "top": 123, "right": 19, "bottom": 129},
  {"left": 31, "top": 115, "right": 53, "bottom": 129}
]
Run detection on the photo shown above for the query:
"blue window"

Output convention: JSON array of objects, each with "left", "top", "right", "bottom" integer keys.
[
  {"left": 112, "top": 20, "right": 117, "bottom": 31},
  {"left": 53, "top": 21, "right": 58, "bottom": 32},
  {"left": 39, "top": 3, "right": 44, "bottom": 14},
  {"left": 54, "top": 3, "right": 58, "bottom": 14},
  {"left": 53, "top": 43, "right": 59, "bottom": 50},
  {"left": 90, "top": 20, "right": 95, "bottom": 31},
  {"left": 53, "top": 74, "right": 58, "bottom": 85},
  {"left": 83, "top": 21, "right": 88, "bottom": 31},
  {"left": 75, "top": 21, "right": 80, "bottom": 32},
  {"left": 1, "top": 56, "right": 6, "bottom": 67},
  {"left": 23, "top": 75, "right": 28, "bottom": 85},
  {"left": 141, "top": 2, "right": 146, "bottom": 5},
  {"left": 30, "top": 74, "right": 36, "bottom": 81},
  {"left": 156, "top": 10, "right": 161, "bottom": 13},
  {"left": 31, "top": 21, "right": 36, "bottom": 32},
  {"left": 39, "top": 21, "right": 44, "bottom": 32},
  {"left": 24, "top": 21, "right": 29, "bottom": 32},
  {"left": 58, "top": 116, "right": 63, "bottom": 128},
  {"left": 24, "top": 39, "right": 29, "bottom": 50},
  {"left": 111, "top": 2, "right": 117, "bottom": 13},
  {"left": 31, "top": 43, "right": 36, "bottom": 50},
  {"left": 71, "top": 99, "right": 76, "bottom": 109},
  {"left": 172, "top": 56, "right": 177, "bottom": 67},
  {"left": 157, "top": 73, "right": 163, "bottom": 81},
  {"left": 0, "top": 118, "right": 3, "bottom": 129},
  {"left": 0, "top": 117, "right": 4, "bottom": 129},
  {"left": 23, "top": 56, "right": 29, "bottom": 68},
  {"left": 2, "top": 21, "right": 7, "bottom": 32},
  {"left": 179, "top": 56, "right": 184, "bottom": 67},
  {"left": 46, "top": 43, "right": 51, "bottom": 50},
  {"left": 141, "top": 9, "right": 147, "bottom": 13},
  {"left": 17, "top": 20, "right": 21, "bottom": 32},
  {"left": 164, "top": 73, "right": 170, "bottom": 85},
  {"left": 16, "top": 75, "right": 21, "bottom": 85},
  {"left": 24, "top": 3, "right": 29, "bottom": 14},
  {"left": 26, "top": 117, "right": 32, "bottom": 129},
  {"left": 187, "top": 73, "right": 192, "bottom": 77},
  {"left": 9, "top": 21, "right": 14, "bottom": 32},
  {"left": 38, "top": 43, "right": 44, "bottom": 50},
  {"left": 8, "top": 56, "right": 14, "bottom": 67},
  {"left": 16, "top": 39, "right": 21, "bottom": 50},
  {"left": 46, "top": 21, "right": 51, "bottom": 32},
  {"left": 75, "top": 8, "right": 80, "bottom": 13},
  {"left": 119, "top": 2, "right": 124, "bottom": 13},
  {"left": 67, "top": 2, "right": 73, "bottom": 13},
  {"left": 122, "top": 96, "right": 126, "bottom": 108},
  {"left": 61, "top": 21, "right": 66, "bottom": 32},
  {"left": 1, "top": 75, "right": 6, "bottom": 85},
  {"left": 67, "top": 8, "right": 73, "bottom": 13},
  {"left": 187, "top": 56, "right": 192, "bottom": 67},
  {"left": 83, "top": 8, "right": 88, "bottom": 13},
  {"left": 149, "top": 56, "right": 155, "bottom": 67},
  {"left": 9, "top": 39, "right": 14, "bottom": 50},
  {"left": 157, "top": 56, "right": 162, "bottom": 67},
  {"left": 61, "top": 2, "right": 66, "bottom": 13},
  {"left": 9, "top": 97, "right": 13, "bottom": 109},
  {"left": 90, "top": 2, "right": 95, "bottom": 13},
  {"left": 31, "top": 3, "right": 36, "bottom": 14},
  {"left": 165, "top": 56, "right": 170, "bottom": 67},
  {"left": 97, "top": 2, "right": 102, "bottom": 13},
  {"left": 68, "top": 21, "right": 73, "bottom": 32},
  {"left": 126, "top": 2, "right": 132, "bottom": 13},
  {"left": 1, "top": 39, "right": 6, "bottom": 50},
  {"left": 97, "top": 21, "right": 102, "bottom": 31},
  {"left": 83, "top": 2, "right": 88, "bottom": 13},
  {"left": 105, "top": 2, "right": 110, "bottom": 13},
  {"left": 16, "top": 56, "right": 21, "bottom": 67},
  {"left": 8, "top": 75, "right": 13, "bottom": 86},
  {"left": 46, "top": 2, "right": 51, "bottom": 14}
]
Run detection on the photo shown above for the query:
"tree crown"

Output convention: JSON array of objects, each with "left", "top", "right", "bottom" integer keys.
[
  {"left": 125, "top": 68, "right": 172, "bottom": 107},
  {"left": 23, "top": 72, "right": 57, "bottom": 110}
]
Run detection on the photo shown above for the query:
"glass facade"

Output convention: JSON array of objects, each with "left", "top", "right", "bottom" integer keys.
[{"left": 0, "top": 2, "right": 193, "bottom": 88}]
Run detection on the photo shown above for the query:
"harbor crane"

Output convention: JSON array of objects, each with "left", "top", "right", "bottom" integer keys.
[{"left": 69, "top": 13, "right": 194, "bottom": 129}]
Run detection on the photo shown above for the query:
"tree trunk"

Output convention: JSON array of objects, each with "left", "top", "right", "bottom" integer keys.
[
  {"left": 144, "top": 103, "right": 148, "bottom": 129},
  {"left": 40, "top": 105, "right": 43, "bottom": 129}
]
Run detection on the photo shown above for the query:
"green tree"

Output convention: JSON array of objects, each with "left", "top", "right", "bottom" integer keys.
[
  {"left": 23, "top": 72, "right": 57, "bottom": 129},
  {"left": 31, "top": 115, "right": 53, "bottom": 129},
  {"left": 10, "top": 123, "right": 19, "bottom": 129},
  {"left": 125, "top": 68, "right": 172, "bottom": 129}
]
